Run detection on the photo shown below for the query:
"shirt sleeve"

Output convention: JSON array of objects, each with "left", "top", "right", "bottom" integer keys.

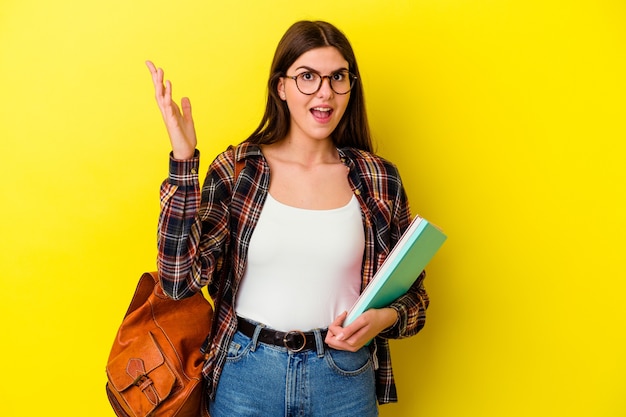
[
  {"left": 157, "top": 149, "right": 233, "bottom": 300},
  {"left": 379, "top": 270, "right": 429, "bottom": 339},
  {"left": 378, "top": 173, "right": 430, "bottom": 339}
]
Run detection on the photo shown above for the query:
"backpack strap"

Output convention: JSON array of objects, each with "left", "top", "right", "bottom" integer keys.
[{"left": 234, "top": 154, "right": 245, "bottom": 181}]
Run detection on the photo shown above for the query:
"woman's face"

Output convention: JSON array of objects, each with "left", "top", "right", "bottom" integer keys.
[{"left": 278, "top": 46, "right": 351, "bottom": 144}]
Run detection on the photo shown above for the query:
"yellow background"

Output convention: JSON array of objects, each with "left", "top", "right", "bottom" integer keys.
[{"left": 1, "top": 0, "right": 625, "bottom": 416}]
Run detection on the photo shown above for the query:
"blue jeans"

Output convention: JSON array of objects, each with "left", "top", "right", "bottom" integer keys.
[{"left": 208, "top": 326, "right": 378, "bottom": 417}]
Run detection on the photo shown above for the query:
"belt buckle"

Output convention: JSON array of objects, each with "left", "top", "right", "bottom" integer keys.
[{"left": 283, "top": 330, "right": 306, "bottom": 352}]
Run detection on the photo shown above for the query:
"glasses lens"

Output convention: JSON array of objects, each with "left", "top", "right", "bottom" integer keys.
[
  {"left": 296, "top": 72, "right": 322, "bottom": 94},
  {"left": 330, "top": 71, "right": 353, "bottom": 94}
]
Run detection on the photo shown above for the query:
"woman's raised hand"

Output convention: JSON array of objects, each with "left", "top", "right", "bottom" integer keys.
[{"left": 146, "top": 61, "right": 197, "bottom": 160}]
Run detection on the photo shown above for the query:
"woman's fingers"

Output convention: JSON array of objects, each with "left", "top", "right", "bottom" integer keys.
[
  {"left": 146, "top": 61, "right": 162, "bottom": 96},
  {"left": 327, "top": 311, "right": 348, "bottom": 341},
  {"left": 163, "top": 79, "right": 174, "bottom": 112},
  {"left": 146, "top": 61, "right": 170, "bottom": 112},
  {"left": 145, "top": 60, "right": 198, "bottom": 159},
  {"left": 145, "top": 60, "right": 157, "bottom": 79},
  {"left": 181, "top": 97, "right": 192, "bottom": 122}
]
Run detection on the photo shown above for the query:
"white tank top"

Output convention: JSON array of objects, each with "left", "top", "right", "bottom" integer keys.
[{"left": 235, "top": 193, "right": 365, "bottom": 331}]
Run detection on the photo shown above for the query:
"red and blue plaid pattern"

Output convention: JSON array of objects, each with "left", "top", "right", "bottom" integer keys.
[{"left": 157, "top": 142, "right": 429, "bottom": 404}]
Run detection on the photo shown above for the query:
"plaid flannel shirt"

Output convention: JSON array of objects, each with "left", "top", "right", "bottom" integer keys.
[{"left": 157, "top": 142, "right": 428, "bottom": 404}]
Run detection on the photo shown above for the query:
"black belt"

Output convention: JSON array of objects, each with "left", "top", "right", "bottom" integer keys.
[{"left": 237, "top": 317, "right": 328, "bottom": 353}]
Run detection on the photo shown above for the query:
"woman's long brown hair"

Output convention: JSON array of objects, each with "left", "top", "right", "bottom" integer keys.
[{"left": 245, "top": 21, "right": 373, "bottom": 152}]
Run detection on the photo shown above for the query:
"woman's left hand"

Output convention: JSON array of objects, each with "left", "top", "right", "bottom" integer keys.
[{"left": 325, "top": 308, "right": 398, "bottom": 352}]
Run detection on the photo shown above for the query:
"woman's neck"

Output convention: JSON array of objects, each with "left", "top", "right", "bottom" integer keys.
[{"left": 264, "top": 137, "right": 339, "bottom": 167}]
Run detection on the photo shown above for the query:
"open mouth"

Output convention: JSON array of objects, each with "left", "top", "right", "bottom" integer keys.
[{"left": 310, "top": 106, "right": 333, "bottom": 122}]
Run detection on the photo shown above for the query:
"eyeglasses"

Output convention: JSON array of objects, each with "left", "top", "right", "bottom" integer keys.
[{"left": 284, "top": 71, "right": 357, "bottom": 95}]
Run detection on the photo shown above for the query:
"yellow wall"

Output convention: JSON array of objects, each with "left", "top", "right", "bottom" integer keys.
[{"left": 1, "top": 1, "right": 624, "bottom": 416}]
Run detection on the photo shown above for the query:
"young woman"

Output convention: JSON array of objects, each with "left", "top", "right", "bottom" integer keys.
[{"left": 147, "top": 20, "right": 429, "bottom": 417}]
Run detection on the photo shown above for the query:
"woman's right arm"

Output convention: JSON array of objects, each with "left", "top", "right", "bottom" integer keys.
[
  {"left": 146, "top": 61, "right": 230, "bottom": 299},
  {"left": 156, "top": 151, "right": 232, "bottom": 300}
]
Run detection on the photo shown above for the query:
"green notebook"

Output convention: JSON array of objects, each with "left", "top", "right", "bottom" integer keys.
[{"left": 344, "top": 216, "right": 447, "bottom": 326}]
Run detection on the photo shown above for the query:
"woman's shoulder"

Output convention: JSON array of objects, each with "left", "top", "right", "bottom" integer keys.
[
  {"left": 210, "top": 142, "right": 263, "bottom": 171},
  {"left": 214, "top": 142, "right": 262, "bottom": 161},
  {"left": 338, "top": 147, "right": 400, "bottom": 176}
]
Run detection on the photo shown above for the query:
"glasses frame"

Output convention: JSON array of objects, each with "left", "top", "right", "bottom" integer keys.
[{"left": 284, "top": 71, "right": 358, "bottom": 95}]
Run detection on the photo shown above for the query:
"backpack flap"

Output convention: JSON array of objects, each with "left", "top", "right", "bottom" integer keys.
[{"left": 106, "top": 332, "right": 176, "bottom": 417}]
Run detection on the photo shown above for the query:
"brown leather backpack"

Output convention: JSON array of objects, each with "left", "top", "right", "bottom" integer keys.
[
  {"left": 105, "top": 149, "right": 243, "bottom": 416},
  {"left": 105, "top": 271, "right": 212, "bottom": 417}
]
